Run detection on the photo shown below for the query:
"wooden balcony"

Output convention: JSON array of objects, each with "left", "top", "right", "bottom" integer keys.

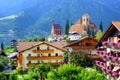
[
  {"left": 33, "top": 49, "right": 54, "bottom": 53},
  {"left": 26, "top": 62, "right": 62, "bottom": 67},
  {"left": 27, "top": 56, "right": 63, "bottom": 60}
]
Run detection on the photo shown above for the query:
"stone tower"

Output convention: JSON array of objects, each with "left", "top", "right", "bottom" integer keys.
[{"left": 82, "top": 14, "right": 90, "bottom": 27}]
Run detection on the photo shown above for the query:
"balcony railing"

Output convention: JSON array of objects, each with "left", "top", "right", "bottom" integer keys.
[
  {"left": 27, "top": 62, "right": 62, "bottom": 67},
  {"left": 33, "top": 49, "right": 54, "bottom": 53},
  {"left": 27, "top": 56, "right": 63, "bottom": 60}
]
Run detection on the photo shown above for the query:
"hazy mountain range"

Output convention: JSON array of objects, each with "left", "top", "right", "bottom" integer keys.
[{"left": 0, "top": 0, "right": 120, "bottom": 43}]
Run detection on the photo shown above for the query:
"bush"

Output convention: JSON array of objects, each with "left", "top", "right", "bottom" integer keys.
[
  {"left": 0, "top": 63, "right": 4, "bottom": 71},
  {"left": 9, "top": 73, "right": 17, "bottom": 80}
]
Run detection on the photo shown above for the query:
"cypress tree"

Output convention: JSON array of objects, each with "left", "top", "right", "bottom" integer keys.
[
  {"left": 65, "top": 19, "right": 69, "bottom": 35},
  {"left": 91, "top": 28, "right": 95, "bottom": 37},
  {"left": 100, "top": 20, "right": 103, "bottom": 32},
  {"left": 87, "top": 25, "right": 90, "bottom": 36},
  {"left": 1, "top": 42, "right": 4, "bottom": 50}
]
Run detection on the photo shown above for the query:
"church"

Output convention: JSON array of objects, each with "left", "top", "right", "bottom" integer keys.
[{"left": 69, "top": 14, "right": 97, "bottom": 40}]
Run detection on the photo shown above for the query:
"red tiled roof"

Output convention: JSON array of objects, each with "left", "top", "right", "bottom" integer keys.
[
  {"left": 17, "top": 41, "right": 67, "bottom": 53},
  {"left": 113, "top": 21, "right": 120, "bottom": 30},
  {"left": 69, "top": 24, "right": 86, "bottom": 34}
]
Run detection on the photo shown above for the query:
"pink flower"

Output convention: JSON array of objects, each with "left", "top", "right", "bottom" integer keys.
[
  {"left": 102, "top": 41, "right": 107, "bottom": 45},
  {"left": 109, "top": 42, "right": 114, "bottom": 46},
  {"left": 101, "top": 67, "right": 105, "bottom": 72},
  {"left": 118, "top": 42, "right": 120, "bottom": 48},
  {"left": 112, "top": 71, "right": 118, "bottom": 77},
  {"left": 112, "top": 57, "right": 118, "bottom": 62},
  {"left": 106, "top": 69, "right": 111, "bottom": 73}
]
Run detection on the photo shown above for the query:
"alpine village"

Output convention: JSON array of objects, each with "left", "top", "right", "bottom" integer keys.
[{"left": 0, "top": 1, "right": 120, "bottom": 80}]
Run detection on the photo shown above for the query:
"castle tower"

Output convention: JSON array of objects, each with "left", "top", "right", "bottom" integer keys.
[{"left": 82, "top": 14, "right": 90, "bottom": 27}]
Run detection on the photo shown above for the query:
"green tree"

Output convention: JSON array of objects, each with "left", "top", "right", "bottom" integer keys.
[
  {"left": 46, "top": 64, "right": 106, "bottom": 80},
  {"left": 9, "top": 73, "right": 17, "bottom": 80},
  {"left": 87, "top": 25, "right": 91, "bottom": 36},
  {"left": 100, "top": 20, "right": 103, "bottom": 32},
  {"left": 96, "top": 30, "right": 103, "bottom": 40},
  {"left": 65, "top": 19, "right": 70, "bottom": 35},
  {"left": 69, "top": 51, "right": 93, "bottom": 67},
  {"left": 91, "top": 28, "right": 95, "bottom": 37},
  {"left": 1, "top": 42, "right": 4, "bottom": 50}
]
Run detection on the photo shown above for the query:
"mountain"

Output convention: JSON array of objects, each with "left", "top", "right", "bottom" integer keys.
[{"left": 0, "top": 0, "right": 120, "bottom": 44}]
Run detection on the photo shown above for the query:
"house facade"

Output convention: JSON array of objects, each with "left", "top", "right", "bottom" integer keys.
[
  {"left": 65, "top": 36, "right": 100, "bottom": 59},
  {"left": 96, "top": 21, "right": 120, "bottom": 80},
  {"left": 16, "top": 41, "right": 67, "bottom": 69}
]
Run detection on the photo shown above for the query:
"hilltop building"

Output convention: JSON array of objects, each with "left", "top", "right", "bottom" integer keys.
[
  {"left": 69, "top": 14, "right": 97, "bottom": 40},
  {"left": 48, "top": 21, "right": 63, "bottom": 42},
  {"left": 96, "top": 21, "right": 120, "bottom": 80}
]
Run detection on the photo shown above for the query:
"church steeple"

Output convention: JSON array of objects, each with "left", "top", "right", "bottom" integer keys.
[{"left": 51, "top": 20, "right": 55, "bottom": 36}]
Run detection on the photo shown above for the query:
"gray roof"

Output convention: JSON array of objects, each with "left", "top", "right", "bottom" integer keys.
[{"left": 8, "top": 52, "right": 18, "bottom": 58}]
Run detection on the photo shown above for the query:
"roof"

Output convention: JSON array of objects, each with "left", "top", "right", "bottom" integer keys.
[
  {"left": 69, "top": 24, "right": 86, "bottom": 34},
  {"left": 69, "top": 17, "right": 97, "bottom": 34},
  {"left": 99, "top": 21, "right": 120, "bottom": 41},
  {"left": 65, "top": 36, "right": 98, "bottom": 47},
  {"left": 17, "top": 41, "right": 67, "bottom": 53},
  {"left": 53, "top": 24, "right": 62, "bottom": 29},
  {"left": 17, "top": 42, "right": 40, "bottom": 52},
  {"left": 83, "top": 14, "right": 89, "bottom": 17},
  {"left": 8, "top": 52, "right": 18, "bottom": 58}
]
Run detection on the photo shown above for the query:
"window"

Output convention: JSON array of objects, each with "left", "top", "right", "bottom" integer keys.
[
  {"left": 78, "top": 43, "right": 82, "bottom": 46},
  {"left": 86, "top": 43, "right": 92, "bottom": 46},
  {"left": 29, "top": 61, "right": 31, "bottom": 64},
  {"left": 38, "top": 61, "right": 40, "bottom": 63},
  {"left": 56, "top": 60, "right": 58, "bottom": 63},
  {"left": 48, "top": 53, "right": 51, "bottom": 57},
  {"left": 37, "top": 47, "right": 40, "bottom": 50},
  {"left": 47, "top": 46, "right": 49, "bottom": 50},
  {"left": 55, "top": 53, "right": 58, "bottom": 56},
  {"left": 37, "top": 54, "right": 40, "bottom": 57},
  {"left": 28, "top": 54, "right": 31, "bottom": 56}
]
